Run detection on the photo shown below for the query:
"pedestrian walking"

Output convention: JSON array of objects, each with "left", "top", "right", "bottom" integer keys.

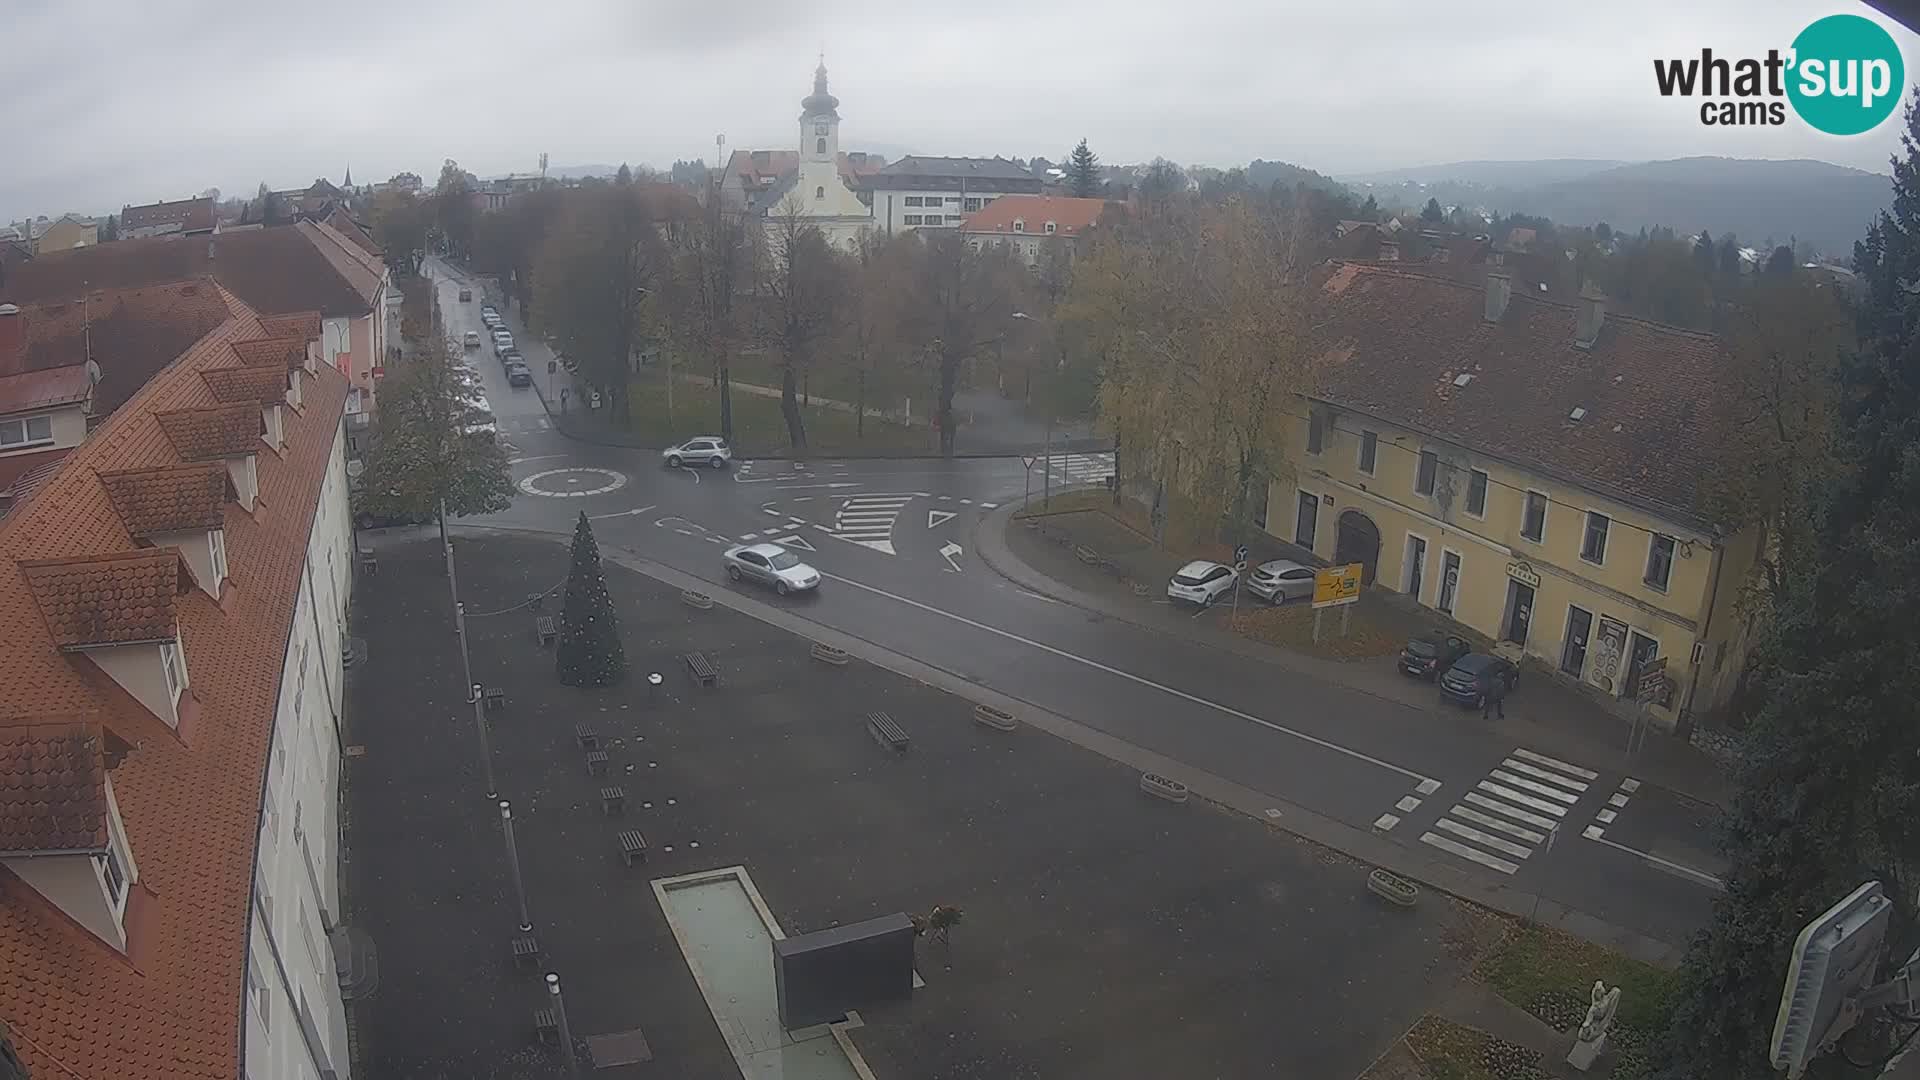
[{"left": 1482, "top": 675, "right": 1507, "bottom": 721}]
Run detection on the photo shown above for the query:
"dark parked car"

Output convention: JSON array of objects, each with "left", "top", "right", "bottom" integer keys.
[
  {"left": 1438, "top": 653, "right": 1519, "bottom": 708},
  {"left": 1399, "top": 631, "right": 1472, "bottom": 680},
  {"left": 506, "top": 361, "right": 532, "bottom": 387}
]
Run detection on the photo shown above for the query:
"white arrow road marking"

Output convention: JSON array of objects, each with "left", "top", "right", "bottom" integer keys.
[
  {"left": 773, "top": 534, "right": 816, "bottom": 551},
  {"left": 939, "top": 541, "right": 963, "bottom": 573},
  {"left": 774, "top": 482, "right": 862, "bottom": 490},
  {"left": 927, "top": 509, "right": 957, "bottom": 528},
  {"left": 588, "top": 505, "right": 656, "bottom": 521}
]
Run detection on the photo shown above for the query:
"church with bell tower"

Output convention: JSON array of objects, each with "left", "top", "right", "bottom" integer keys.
[{"left": 718, "top": 60, "right": 882, "bottom": 252}]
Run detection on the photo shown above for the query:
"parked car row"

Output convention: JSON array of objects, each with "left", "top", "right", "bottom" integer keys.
[{"left": 1164, "top": 557, "right": 1315, "bottom": 607}]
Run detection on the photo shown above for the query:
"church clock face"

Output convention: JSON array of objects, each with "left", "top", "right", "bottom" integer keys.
[{"left": 814, "top": 123, "right": 828, "bottom": 135}]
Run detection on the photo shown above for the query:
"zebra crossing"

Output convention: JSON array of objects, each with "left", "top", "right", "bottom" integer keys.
[
  {"left": 1417, "top": 748, "right": 1597, "bottom": 875},
  {"left": 1040, "top": 452, "right": 1115, "bottom": 486},
  {"left": 832, "top": 493, "right": 917, "bottom": 555}
]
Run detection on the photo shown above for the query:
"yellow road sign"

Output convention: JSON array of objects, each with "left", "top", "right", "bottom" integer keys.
[{"left": 1313, "top": 563, "right": 1363, "bottom": 609}]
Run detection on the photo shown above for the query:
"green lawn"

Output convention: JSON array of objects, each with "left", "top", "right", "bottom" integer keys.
[
  {"left": 1475, "top": 924, "right": 1679, "bottom": 1078},
  {"left": 626, "top": 377, "right": 933, "bottom": 456}
]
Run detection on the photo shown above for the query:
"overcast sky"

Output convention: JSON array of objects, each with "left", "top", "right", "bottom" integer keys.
[{"left": 5, "top": 0, "right": 1917, "bottom": 221}]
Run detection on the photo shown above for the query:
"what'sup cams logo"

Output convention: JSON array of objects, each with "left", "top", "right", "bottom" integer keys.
[{"left": 1654, "top": 13, "right": 1904, "bottom": 134}]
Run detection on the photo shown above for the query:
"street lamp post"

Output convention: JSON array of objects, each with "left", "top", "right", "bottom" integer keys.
[
  {"left": 546, "top": 973, "right": 580, "bottom": 1077},
  {"left": 500, "top": 800, "right": 532, "bottom": 933},
  {"left": 470, "top": 680, "right": 498, "bottom": 800}
]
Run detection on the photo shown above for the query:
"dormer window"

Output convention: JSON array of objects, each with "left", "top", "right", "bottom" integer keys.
[
  {"left": 815, "top": 186, "right": 825, "bottom": 200},
  {"left": 1012, "top": 220, "right": 1025, "bottom": 233},
  {"left": 22, "top": 549, "right": 196, "bottom": 728},
  {"left": 0, "top": 414, "right": 54, "bottom": 450},
  {"left": 160, "top": 638, "right": 188, "bottom": 702},
  {"left": 0, "top": 729, "right": 141, "bottom": 951},
  {"left": 208, "top": 527, "right": 229, "bottom": 586},
  {"left": 263, "top": 403, "right": 285, "bottom": 450},
  {"left": 286, "top": 371, "right": 303, "bottom": 409},
  {"left": 1045, "top": 221, "right": 1057, "bottom": 235}
]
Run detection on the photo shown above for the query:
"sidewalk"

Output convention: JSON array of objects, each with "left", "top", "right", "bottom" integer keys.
[{"left": 971, "top": 495, "right": 1735, "bottom": 809}]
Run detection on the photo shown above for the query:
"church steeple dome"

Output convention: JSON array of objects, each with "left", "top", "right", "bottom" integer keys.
[{"left": 801, "top": 59, "right": 839, "bottom": 119}]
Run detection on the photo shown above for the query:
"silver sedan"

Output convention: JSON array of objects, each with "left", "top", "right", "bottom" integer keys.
[
  {"left": 722, "top": 543, "right": 820, "bottom": 595},
  {"left": 1246, "top": 559, "right": 1316, "bottom": 604}
]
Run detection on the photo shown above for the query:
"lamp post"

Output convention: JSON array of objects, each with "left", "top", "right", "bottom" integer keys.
[
  {"left": 546, "top": 973, "right": 579, "bottom": 1077},
  {"left": 500, "top": 800, "right": 532, "bottom": 933}
]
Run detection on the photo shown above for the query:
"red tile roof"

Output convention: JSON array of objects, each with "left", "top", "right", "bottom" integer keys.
[
  {"left": 120, "top": 197, "right": 215, "bottom": 235},
  {"left": 2, "top": 227, "right": 382, "bottom": 319},
  {"left": 726, "top": 149, "right": 886, "bottom": 189},
  {"left": 0, "top": 291, "right": 349, "bottom": 1079},
  {"left": 201, "top": 365, "right": 286, "bottom": 405},
  {"left": 0, "top": 448, "right": 71, "bottom": 502},
  {"left": 229, "top": 337, "right": 306, "bottom": 371},
  {"left": 0, "top": 727, "right": 107, "bottom": 854},
  {"left": 959, "top": 195, "right": 1114, "bottom": 237},
  {"left": 0, "top": 364, "right": 93, "bottom": 415},
  {"left": 298, "top": 220, "right": 383, "bottom": 310},
  {"left": 256, "top": 311, "right": 321, "bottom": 341},
  {"left": 155, "top": 404, "right": 262, "bottom": 460},
  {"left": 98, "top": 464, "right": 228, "bottom": 538},
  {"left": 0, "top": 280, "right": 241, "bottom": 418},
  {"left": 322, "top": 204, "right": 381, "bottom": 257},
  {"left": 1309, "top": 262, "right": 1729, "bottom": 527},
  {"left": 21, "top": 548, "right": 189, "bottom": 648}
]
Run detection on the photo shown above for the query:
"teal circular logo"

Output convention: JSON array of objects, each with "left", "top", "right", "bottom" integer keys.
[{"left": 1787, "top": 14, "right": 1904, "bottom": 135}]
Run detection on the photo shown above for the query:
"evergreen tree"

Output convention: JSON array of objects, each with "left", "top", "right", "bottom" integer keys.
[
  {"left": 1359, "top": 194, "right": 1378, "bottom": 220},
  {"left": 1765, "top": 244, "right": 1796, "bottom": 275},
  {"left": 1651, "top": 97, "right": 1920, "bottom": 1080},
  {"left": 1693, "top": 228, "right": 1715, "bottom": 272},
  {"left": 555, "top": 512, "right": 626, "bottom": 687},
  {"left": 616, "top": 162, "right": 633, "bottom": 186},
  {"left": 1421, "top": 197, "right": 1444, "bottom": 222},
  {"left": 1717, "top": 232, "right": 1740, "bottom": 276},
  {"left": 1068, "top": 139, "right": 1100, "bottom": 199}
]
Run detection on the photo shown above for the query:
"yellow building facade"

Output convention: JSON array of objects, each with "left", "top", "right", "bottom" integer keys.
[{"left": 1262, "top": 262, "right": 1762, "bottom": 731}]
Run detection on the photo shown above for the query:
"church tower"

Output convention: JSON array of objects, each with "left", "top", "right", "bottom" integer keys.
[{"left": 800, "top": 60, "right": 839, "bottom": 163}]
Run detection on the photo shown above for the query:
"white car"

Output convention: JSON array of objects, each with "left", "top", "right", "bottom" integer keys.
[
  {"left": 1246, "top": 559, "right": 1316, "bottom": 604},
  {"left": 462, "top": 394, "right": 496, "bottom": 437},
  {"left": 662, "top": 437, "right": 731, "bottom": 469},
  {"left": 723, "top": 543, "right": 819, "bottom": 595},
  {"left": 1167, "top": 560, "right": 1237, "bottom": 606},
  {"left": 462, "top": 330, "right": 481, "bottom": 349}
]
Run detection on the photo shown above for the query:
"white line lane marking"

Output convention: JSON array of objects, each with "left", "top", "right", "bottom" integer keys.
[
  {"left": 1583, "top": 833, "right": 1725, "bottom": 890},
  {"left": 1420, "top": 832, "right": 1519, "bottom": 874},
  {"left": 1464, "top": 791, "right": 1560, "bottom": 830},
  {"left": 1416, "top": 779, "right": 1442, "bottom": 796},
  {"left": 1595, "top": 809, "right": 1618, "bottom": 824},
  {"left": 1395, "top": 796, "right": 1421, "bottom": 813},
  {"left": 1512, "top": 748, "right": 1599, "bottom": 780},
  {"left": 1434, "top": 817, "right": 1535, "bottom": 860},
  {"left": 1619, "top": 778, "right": 1642, "bottom": 793},
  {"left": 817, "top": 570, "right": 1435, "bottom": 785},
  {"left": 1450, "top": 805, "right": 1546, "bottom": 843},
  {"left": 1476, "top": 781, "right": 1569, "bottom": 817},
  {"left": 1488, "top": 770, "right": 1581, "bottom": 803},
  {"left": 1608, "top": 793, "right": 1630, "bottom": 807},
  {"left": 1500, "top": 759, "right": 1591, "bottom": 791},
  {"left": 1374, "top": 814, "right": 1401, "bottom": 831}
]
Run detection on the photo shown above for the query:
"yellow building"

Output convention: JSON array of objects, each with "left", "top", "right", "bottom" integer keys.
[
  {"left": 31, "top": 216, "right": 96, "bottom": 253},
  {"left": 1266, "top": 262, "right": 1761, "bottom": 732}
]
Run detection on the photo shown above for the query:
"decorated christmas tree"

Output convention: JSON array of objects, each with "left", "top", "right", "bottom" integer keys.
[{"left": 555, "top": 512, "right": 626, "bottom": 686}]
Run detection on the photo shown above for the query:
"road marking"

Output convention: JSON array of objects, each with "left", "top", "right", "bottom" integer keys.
[
  {"left": 1463, "top": 791, "right": 1559, "bottom": 830},
  {"left": 1512, "top": 748, "right": 1599, "bottom": 780},
  {"left": 817, "top": 570, "right": 1434, "bottom": 785},
  {"left": 774, "top": 483, "right": 862, "bottom": 491},
  {"left": 737, "top": 533, "right": 759, "bottom": 541},
  {"left": 762, "top": 508, "right": 782, "bottom": 517},
  {"left": 1416, "top": 779, "right": 1442, "bottom": 796},
  {"left": 588, "top": 505, "right": 657, "bottom": 521},
  {"left": 1419, "top": 832, "right": 1520, "bottom": 875},
  {"left": 981, "top": 502, "right": 998, "bottom": 509},
  {"left": 1450, "top": 805, "right": 1546, "bottom": 843},
  {"left": 1421, "top": 748, "right": 1594, "bottom": 877},
  {"left": 1586, "top": 776, "right": 1643, "bottom": 839},
  {"left": 508, "top": 454, "right": 570, "bottom": 465},
  {"left": 831, "top": 494, "right": 917, "bottom": 556},
  {"left": 1488, "top": 770, "right": 1581, "bottom": 803},
  {"left": 1595, "top": 808, "right": 1617, "bottom": 824},
  {"left": 518, "top": 467, "right": 628, "bottom": 498},
  {"left": 1583, "top": 833, "right": 1724, "bottom": 890},
  {"left": 674, "top": 528, "right": 693, "bottom": 536},
  {"left": 1477, "top": 781, "right": 1569, "bottom": 817},
  {"left": 1619, "top": 778, "right": 1641, "bottom": 793},
  {"left": 1499, "top": 759, "right": 1591, "bottom": 791},
  {"left": 773, "top": 535, "right": 816, "bottom": 551},
  {"left": 1434, "top": 817, "right": 1534, "bottom": 860},
  {"left": 1374, "top": 814, "right": 1401, "bottom": 831},
  {"left": 1394, "top": 796, "right": 1421, "bottom": 813},
  {"left": 939, "top": 541, "right": 963, "bottom": 574},
  {"left": 1015, "top": 589, "right": 1060, "bottom": 604},
  {"left": 928, "top": 510, "right": 957, "bottom": 528},
  {"left": 1608, "top": 792, "right": 1630, "bottom": 807}
]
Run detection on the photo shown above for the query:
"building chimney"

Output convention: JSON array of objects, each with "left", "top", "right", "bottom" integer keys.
[
  {"left": 0, "top": 303, "right": 22, "bottom": 375},
  {"left": 1574, "top": 283, "right": 1606, "bottom": 349},
  {"left": 1484, "top": 270, "right": 1512, "bottom": 323}
]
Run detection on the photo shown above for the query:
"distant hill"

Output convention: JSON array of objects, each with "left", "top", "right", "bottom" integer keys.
[{"left": 1343, "top": 156, "right": 1889, "bottom": 257}]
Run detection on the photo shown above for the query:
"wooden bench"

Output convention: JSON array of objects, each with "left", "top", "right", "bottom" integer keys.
[
  {"left": 866, "top": 710, "right": 910, "bottom": 753},
  {"left": 600, "top": 786, "right": 626, "bottom": 816},
  {"left": 619, "top": 829, "right": 648, "bottom": 866},
  {"left": 534, "top": 615, "right": 556, "bottom": 647},
  {"left": 533, "top": 1007, "right": 559, "bottom": 1045},
  {"left": 586, "top": 750, "right": 609, "bottom": 776},
  {"left": 574, "top": 722, "right": 598, "bottom": 750},
  {"left": 511, "top": 934, "right": 541, "bottom": 968},
  {"left": 683, "top": 651, "right": 718, "bottom": 687},
  {"left": 483, "top": 687, "right": 505, "bottom": 711}
]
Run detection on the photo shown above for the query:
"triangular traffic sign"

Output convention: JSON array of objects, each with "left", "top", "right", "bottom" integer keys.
[
  {"left": 774, "top": 534, "right": 816, "bottom": 551},
  {"left": 927, "top": 509, "right": 957, "bottom": 528}
]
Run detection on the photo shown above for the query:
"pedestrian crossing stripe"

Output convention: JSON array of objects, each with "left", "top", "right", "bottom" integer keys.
[
  {"left": 830, "top": 493, "right": 917, "bottom": 556},
  {"left": 773, "top": 535, "right": 815, "bottom": 551},
  {"left": 1419, "top": 747, "right": 1595, "bottom": 876}
]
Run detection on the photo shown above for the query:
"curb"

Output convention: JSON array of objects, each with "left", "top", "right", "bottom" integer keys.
[{"left": 442, "top": 522, "right": 1689, "bottom": 967}]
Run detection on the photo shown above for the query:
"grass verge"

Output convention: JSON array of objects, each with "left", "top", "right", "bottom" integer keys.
[
  {"left": 1475, "top": 924, "right": 1679, "bottom": 1078},
  {"left": 627, "top": 377, "right": 932, "bottom": 456},
  {"left": 1404, "top": 1017, "right": 1552, "bottom": 1080}
]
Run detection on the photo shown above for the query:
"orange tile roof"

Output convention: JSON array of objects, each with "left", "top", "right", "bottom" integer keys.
[
  {"left": 0, "top": 726, "right": 108, "bottom": 853},
  {"left": 256, "top": 311, "right": 320, "bottom": 340},
  {"left": 98, "top": 464, "right": 228, "bottom": 538},
  {"left": 229, "top": 337, "right": 305, "bottom": 371},
  {"left": 201, "top": 365, "right": 286, "bottom": 405},
  {"left": 21, "top": 549, "right": 189, "bottom": 648},
  {"left": 0, "top": 280, "right": 241, "bottom": 419},
  {"left": 959, "top": 194, "right": 1114, "bottom": 237},
  {"left": 155, "top": 404, "right": 261, "bottom": 461},
  {"left": 299, "top": 220, "right": 383, "bottom": 309},
  {"left": 0, "top": 364, "right": 92, "bottom": 415},
  {"left": 0, "top": 287, "right": 350, "bottom": 1079}
]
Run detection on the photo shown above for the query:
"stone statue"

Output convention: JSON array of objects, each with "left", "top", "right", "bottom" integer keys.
[{"left": 1567, "top": 980, "right": 1622, "bottom": 1071}]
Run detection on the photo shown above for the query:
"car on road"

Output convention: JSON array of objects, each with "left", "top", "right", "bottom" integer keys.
[
  {"left": 1438, "top": 652, "right": 1519, "bottom": 708},
  {"left": 1399, "top": 630, "right": 1473, "bottom": 680},
  {"left": 1166, "top": 560, "right": 1237, "bottom": 606},
  {"left": 459, "top": 288, "right": 472, "bottom": 302},
  {"left": 492, "top": 332, "right": 514, "bottom": 357},
  {"left": 501, "top": 347, "right": 523, "bottom": 369},
  {"left": 662, "top": 437, "right": 731, "bottom": 469},
  {"left": 463, "top": 330, "right": 481, "bottom": 349},
  {"left": 722, "top": 542, "right": 820, "bottom": 595},
  {"left": 1245, "top": 558, "right": 1315, "bottom": 604},
  {"left": 482, "top": 313, "right": 502, "bottom": 331},
  {"left": 505, "top": 362, "right": 532, "bottom": 388}
]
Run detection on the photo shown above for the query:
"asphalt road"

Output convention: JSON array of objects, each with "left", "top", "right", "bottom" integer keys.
[{"left": 418, "top": 257, "right": 1721, "bottom": 947}]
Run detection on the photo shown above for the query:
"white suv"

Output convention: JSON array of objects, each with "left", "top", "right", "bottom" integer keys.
[{"left": 662, "top": 437, "right": 732, "bottom": 469}]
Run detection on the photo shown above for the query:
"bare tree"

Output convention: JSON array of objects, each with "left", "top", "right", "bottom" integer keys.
[
  {"left": 535, "top": 185, "right": 666, "bottom": 425},
  {"left": 661, "top": 190, "right": 753, "bottom": 442},
  {"left": 895, "top": 231, "right": 1024, "bottom": 456},
  {"left": 756, "top": 200, "right": 849, "bottom": 450}
]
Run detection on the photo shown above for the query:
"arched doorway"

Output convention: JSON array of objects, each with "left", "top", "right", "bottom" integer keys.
[{"left": 1335, "top": 510, "right": 1381, "bottom": 585}]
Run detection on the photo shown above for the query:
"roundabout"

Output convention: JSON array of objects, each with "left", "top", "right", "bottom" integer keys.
[{"left": 517, "top": 467, "right": 628, "bottom": 498}]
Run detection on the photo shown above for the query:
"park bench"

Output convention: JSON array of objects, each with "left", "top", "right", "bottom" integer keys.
[
  {"left": 684, "top": 651, "right": 718, "bottom": 687},
  {"left": 534, "top": 615, "right": 556, "bottom": 646},
  {"left": 866, "top": 710, "right": 910, "bottom": 753},
  {"left": 600, "top": 786, "right": 626, "bottom": 816},
  {"left": 586, "top": 750, "right": 609, "bottom": 776},
  {"left": 483, "top": 686, "right": 505, "bottom": 711},
  {"left": 619, "top": 829, "right": 648, "bottom": 867},
  {"left": 574, "top": 722, "right": 597, "bottom": 750},
  {"left": 512, "top": 934, "right": 541, "bottom": 969},
  {"left": 534, "top": 1007, "right": 558, "bottom": 1045}
]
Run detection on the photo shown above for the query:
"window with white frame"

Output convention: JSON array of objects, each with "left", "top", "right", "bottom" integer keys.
[
  {"left": 964, "top": 197, "right": 982, "bottom": 211},
  {"left": 903, "top": 215, "right": 923, "bottom": 226},
  {"left": 905, "top": 196, "right": 923, "bottom": 207},
  {"left": 248, "top": 957, "right": 272, "bottom": 1031},
  {"left": 0, "top": 414, "right": 54, "bottom": 448},
  {"left": 1045, "top": 221, "right": 1057, "bottom": 234},
  {"left": 1012, "top": 220, "right": 1025, "bottom": 233},
  {"left": 1645, "top": 533, "right": 1676, "bottom": 591},
  {"left": 1581, "top": 511, "right": 1611, "bottom": 564},
  {"left": 1415, "top": 450, "right": 1438, "bottom": 495},
  {"left": 1521, "top": 491, "right": 1548, "bottom": 542},
  {"left": 208, "top": 528, "right": 228, "bottom": 584},
  {"left": 102, "top": 845, "right": 126, "bottom": 905},
  {"left": 159, "top": 639, "right": 186, "bottom": 701},
  {"left": 1358, "top": 430, "right": 1377, "bottom": 474},
  {"left": 1466, "top": 469, "right": 1489, "bottom": 516}
]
